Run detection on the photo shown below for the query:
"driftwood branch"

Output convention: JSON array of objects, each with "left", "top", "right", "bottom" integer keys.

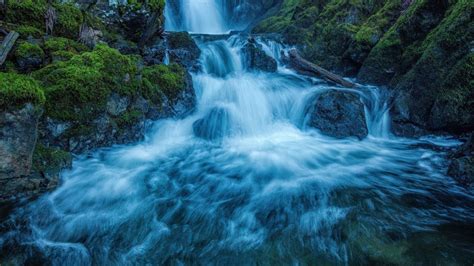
[
  {"left": 0, "top": 31, "right": 19, "bottom": 66},
  {"left": 287, "top": 49, "right": 356, "bottom": 88}
]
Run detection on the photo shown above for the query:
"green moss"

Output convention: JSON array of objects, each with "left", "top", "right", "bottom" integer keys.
[
  {"left": 15, "top": 42, "right": 44, "bottom": 59},
  {"left": 51, "top": 50, "right": 77, "bottom": 62},
  {"left": 5, "top": 0, "right": 47, "bottom": 30},
  {"left": 0, "top": 72, "right": 45, "bottom": 109},
  {"left": 33, "top": 44, "right": 140, "bottom": 121},
  {"left": 54, "top": 3, "right": 84, "bottom": 39},
  {"left": 32, "top": 144, "right": 72, "bottom": 174},
  {"left": 142, "top": 63, "right": 185, "bottom": 104},
  {"left": 253, "top": 0, "right": 303, "bottom": 33},
  {"left": 44, "top": 37, "right": 88, "bottom": 54},
  {"left": 16, "top": 25, "right": 44, "bottom": 39},
  {"left": 115, "top": 109, "right": 143, "bottom": 127},
  {"left": 118, "top": 0, "right": 165, "bottom": 12},
  {"left": 148, "top": 0, "right": 165, "bottom": 12}
]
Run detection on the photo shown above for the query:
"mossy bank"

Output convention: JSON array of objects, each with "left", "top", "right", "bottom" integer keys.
[
  {"left": 0, "top": 0, "right": 196, "bottom": 201},
  {"left": 254, "top": 0, "right": 473, "bottom": 137}
]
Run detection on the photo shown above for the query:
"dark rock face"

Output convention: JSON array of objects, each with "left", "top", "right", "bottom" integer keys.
[
  {"left": 167, "top": 32, "right": 201, "bottom": 71},
  {"left": 16, "top": 56, "right": 43, "bottom": 73},
  {"left": 448, "top": 134, "right": 474, "bottom": 188},
  {"left": 143, "top": 32, "right": 201, "bottom": 71},
  {"left": 0, "top": 104, "right": 42, "bottom": 200},
  {"left": 193, "top": 107, "right": 232, "bottom": 140},
  {"left": 448, "top": 156, "right": 474, "bottom": 187},
  {"left": 242, "top": 39, "right": 277, "bottom": 72},
  {"left": 308, "top": 90, "right": 368, "bottom": 139}
]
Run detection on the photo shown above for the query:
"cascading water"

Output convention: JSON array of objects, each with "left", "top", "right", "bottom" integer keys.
[
  {"left": 165, "top": 0, "right": 227, "bottom": 34},
  {"left": 1, "top": 1, "right": 474, "bottom": 265}
]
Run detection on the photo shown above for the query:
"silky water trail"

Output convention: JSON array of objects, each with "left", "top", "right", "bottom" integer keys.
[{"left": 1, "top": 1, "right": 474, "bottom": 265}]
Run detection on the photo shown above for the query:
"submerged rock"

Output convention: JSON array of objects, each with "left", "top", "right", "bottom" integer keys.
[
  {"left": 308, "top": 90, "right": 368, "bottom": 139},
  {"left": 193, "top": 107, "right": 232, "bottom": 140}
]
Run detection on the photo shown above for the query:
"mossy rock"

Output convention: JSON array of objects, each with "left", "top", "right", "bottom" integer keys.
[
  {"left": 6, "top": 0, "right": 83, "bottom": 39},
  {"left": 32, "top": 144, "right": 72, "bottom": 177},
  {"left": 142, "top": 63, "right": 186, "bottom": 104},
  {"left": 44, "top": 37, "right": 88, "bottom": 54},
  {"left": 15, "top": 25, "right": 44, "bottom": 39},
  {"left": 15, "top": 42, "right": 44, "bottom": 58},
  {"left": 53, "top": 3, "right": 84, "bottom": 39},
  {"left": 167, "top": 32, "right": 197, "bottom": 51},
  {"left": 15, "top": 42, "right": 45, "bottom": 72},
  {"left": 0, "top": 72, "right": 45, "bottom": 109},
  {"left": 34, "top": 44, "right": 140, "bottom": 122},
  {"left": 5, "top": 0, "right": 48, "bottom": 30}
]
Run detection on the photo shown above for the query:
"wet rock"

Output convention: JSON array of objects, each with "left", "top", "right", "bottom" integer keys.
[
  {"left": 308, "top": 90, "right": 368, "bottom": 139},
  {"left": 144, "top": 32, "right": 201, "bottom": 70},
  {"left": 106, "top": 93, "right": 130, "bottom": 116},
  {"left": 448, "top": 156, "right": 474, "bottom": 187},
  {"left": 193, "top": 107, "right": 232, "bottom": 140},
  {"left": 167, "top": 32, "right": 201, "bottom": 71},
  {"left": 0, "top": 104, "right": 42, "bottom": 198},
  {"left": 448, "top": 134, "right": 474, "bottom": 187},
  {"left": 242, "top": 39, "right": 277, "bottom": 72}
]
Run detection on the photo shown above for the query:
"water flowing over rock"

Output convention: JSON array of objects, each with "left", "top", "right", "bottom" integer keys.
[
  {"left": 1, "top": 1, "right": 473, "bottom": 265},
  {"left": 242, "top": 38, "right": 277, "bottom": 72},
  {"left": 308, "top": 90, "right": 368, "bottom": 139}
]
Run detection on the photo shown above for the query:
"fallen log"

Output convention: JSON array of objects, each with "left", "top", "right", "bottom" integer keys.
[
  {"left": 0, "top": 31, "right": 19, "bottom": 66},
  {"left": 287, "top": 49, "right": 356, "bottom": 88}
]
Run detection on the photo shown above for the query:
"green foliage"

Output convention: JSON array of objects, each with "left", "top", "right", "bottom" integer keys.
[
  {"left": 15, "top": 42, "right": 45, "bottom": 59},
  {"left": 142, "top": 63, "right": 185, "bottom": 104},
  {"left": 0, "top": 72, "right": 45, "bottom": 109}
]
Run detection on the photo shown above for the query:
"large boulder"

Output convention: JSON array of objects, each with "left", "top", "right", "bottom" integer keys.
[
  {"left": 0, "top": 104, "right": 41, "bottom": 180},
  {"left": 0, "top": 104, "right": 43, "bottom": 200},
  {"left": 242, "top": 39, "right": 277, "bottom": 72},
  {"left": 307, "top": 90, "right": 368, "bottom": 139}
]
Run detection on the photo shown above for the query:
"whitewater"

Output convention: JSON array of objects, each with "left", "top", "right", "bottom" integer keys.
[{"left": 1, "top": 0, "right": 473, "bottom": 265}]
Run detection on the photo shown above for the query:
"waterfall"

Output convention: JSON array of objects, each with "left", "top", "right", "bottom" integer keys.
[
  {"left": 165, "top": 0, "right": 227, "bottom": 33},
  {"left": 1, "top": 1, "right": 473, "bottom": 265}
]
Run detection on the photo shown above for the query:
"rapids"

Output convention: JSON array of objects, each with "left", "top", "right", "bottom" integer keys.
[{"left": 1, "top": 0, "right": 474, "bottom": 265}]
